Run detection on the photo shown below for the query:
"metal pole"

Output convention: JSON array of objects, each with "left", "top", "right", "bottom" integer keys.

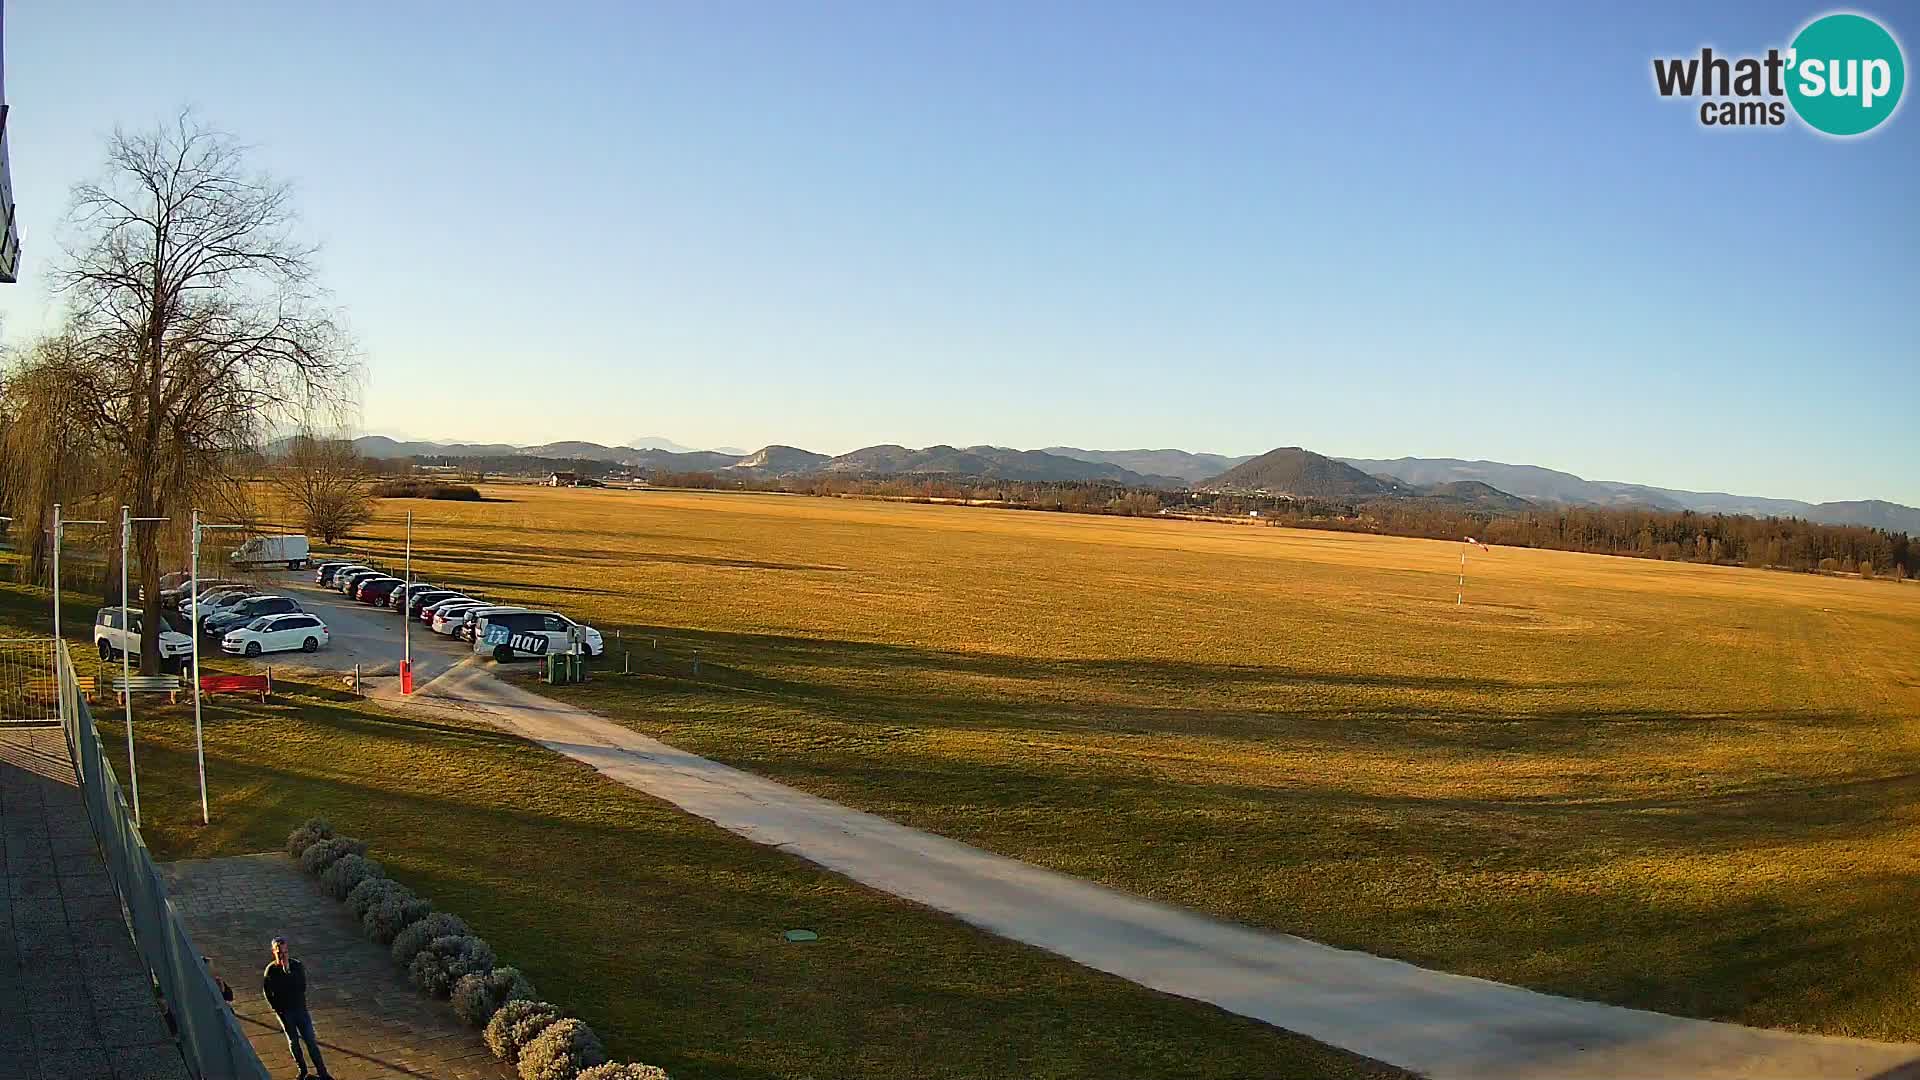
[
  {"left": 403, "top": 511, "right": 412, "bottom": 693},
  {"left": 121, "top": 506, "right": 137, "bottom": 826},
  {"left": 1458, "top": 545, "right": 1467, "bottom": 606},
  {"left": 191, "top": 510, "right": 208, "bottom": 825},
  {"left": 51, "top": 504, "right": 61, "bottom": 644}
]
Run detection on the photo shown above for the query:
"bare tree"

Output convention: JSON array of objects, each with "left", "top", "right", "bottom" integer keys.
[
  {"left": 55, "top": 113, "right": 354, "bottom": 672},
  {"left": 272, "top": 434, "right": 373, "bottom": 543}
]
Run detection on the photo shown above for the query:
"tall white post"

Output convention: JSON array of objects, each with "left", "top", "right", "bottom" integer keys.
[
  {"left": 191, "top": 509, "right": 208, "bottom": 825},
  {"left": 120, "top": 505, "right": 139, "bottom": 825},
  {"left": 403, "top": 510, "right": 412, "bottom": 690},
  {"left": 51, "top": 504, "right": 62, "bottom": 644},
  {"left": 1458, "top": 545, "right": 1467, "bottom": 606}
]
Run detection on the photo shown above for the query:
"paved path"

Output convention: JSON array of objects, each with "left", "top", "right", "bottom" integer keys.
[
  {"left": 0, "top": 727, "right": 191, "bottom": 1080},
  {"left": 260, "top": 575, "right": 1920, "bottom": 1079},
  {"left": 370, "top": 657, "right": 1920, "bottom": 1080},
  {"left": 157, "top": 854, "right": 513, "bottom": 1080}
]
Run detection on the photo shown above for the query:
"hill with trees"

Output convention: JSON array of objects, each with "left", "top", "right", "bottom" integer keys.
[{"left": 1203, "top": 448, "right": 1412, "bottom": 498}]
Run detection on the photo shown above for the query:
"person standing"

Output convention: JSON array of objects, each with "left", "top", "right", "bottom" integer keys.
[{"left": 262, "top": 936, "right": 332, "bottom": 1080}]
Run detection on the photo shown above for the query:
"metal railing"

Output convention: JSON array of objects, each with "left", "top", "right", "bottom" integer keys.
[
  {"left": 0, "top": 637, "right": 59, "bottom": 725},
  {"left": 54, "top": 640, "right": 271, "bottom": 1080}
]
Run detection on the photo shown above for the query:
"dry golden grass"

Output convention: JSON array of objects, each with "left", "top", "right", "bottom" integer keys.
[
  {"left": 344, "top": 485, "right": 1920, "bottom": 1040},
  {"left": 0, "top": 569, "right": 1410, "bottom": 1080}
]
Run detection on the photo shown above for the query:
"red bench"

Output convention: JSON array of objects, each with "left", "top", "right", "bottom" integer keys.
[{"left": 200, "top": 670, "right": 272, "bottom": 703}]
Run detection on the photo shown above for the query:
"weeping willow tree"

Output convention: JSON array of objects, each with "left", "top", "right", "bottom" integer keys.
[
  {"left": 1, "top": 333, "right": 118, "bottom": 590},
  {"left": 18, "top": 112, "right": 358, "bottom": 672}
]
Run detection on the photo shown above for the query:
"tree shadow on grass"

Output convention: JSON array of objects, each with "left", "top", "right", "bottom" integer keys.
[
  {"left": 120, "top": 709, "right": 1920, "bottom": 1051},
  {"left": 119, "top": 725, "right": 1414, "bottom": 1080}
]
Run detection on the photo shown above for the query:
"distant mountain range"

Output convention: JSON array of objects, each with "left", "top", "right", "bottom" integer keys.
[
  {"left": 320, "top": 435, "right": 1920, "bottom": 532},
  {"left": 1045, "top": 447, "right": 1254, "bottom": 484},
  {"left": 1340, "top": 457, "right": 1920, "bottom": 533},
  {"left": 812, "top": 444, "right": 1183, "bottom": 486}
]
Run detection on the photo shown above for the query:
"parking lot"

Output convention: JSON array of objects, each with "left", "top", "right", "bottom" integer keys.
[{"left": 263, "top": 571, "right": 475, "bottom": 686}]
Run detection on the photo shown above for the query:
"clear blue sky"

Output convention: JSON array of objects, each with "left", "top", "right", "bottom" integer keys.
[{"left": 2, "top": 1, "right": 1914, "bottom": 504}]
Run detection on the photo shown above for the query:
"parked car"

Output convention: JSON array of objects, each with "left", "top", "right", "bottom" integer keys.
[
  {"left": 185, "top": 585, "right": 261, "bottom": 621},
  {"left": 141, "top": 571, "right": 194, "bottom": 604},
  {"left": 432, "top": 602, "right": 503, "bottom": 637},
  {"left": 221, "top": 613, "right": 330, "bottom": 657},
  {"left": 353, "top": 576, "right": 405, "bottom": 605},
  {"left": 229, "top": 534, "right": 312, "bottom": 569},
  {"left": 418, "top": 595, "right": 475, "bottom": 621},
  {"left": 318, "top": 562, "right": 369, "bottom": 586},
  {"left": 473, "top": 610, "right": 604, "bottom": 661},
  {"left": 313, "top": 561, "right": 357, "bottom": 585},
  {"left": 160, "top": 576, "right": 241, "bottom": 609},
  {"left": 402, "top": 588, "right": 461, "bottom": 616},
  {"left": 204, "top": 595, "right": 303, "bottom": 637},
  {"left": 384, "top": 582, "right": 438, "bottom": 610},
  {"left": 94, "top": 607, "right": 193, "bottom": 668},
  {"left": 336, "top": 569, "right": 385, "bottom": 595},
  {"left": 456, "top": 606, "right": 530, "bottom": 643}
]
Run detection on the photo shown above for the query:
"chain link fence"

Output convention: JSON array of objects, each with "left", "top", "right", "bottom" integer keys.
[{"left": 55, "top": 640, "right": 272, "bottom": 1080}]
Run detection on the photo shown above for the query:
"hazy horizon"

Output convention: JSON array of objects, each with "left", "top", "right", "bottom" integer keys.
[{"left": 345, "top": 427, "right": 1914, "bottom": 508}]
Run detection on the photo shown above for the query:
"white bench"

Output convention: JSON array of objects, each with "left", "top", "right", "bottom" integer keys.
[{"left": 108, "top": 675, "right": 185, "bottom": 704}]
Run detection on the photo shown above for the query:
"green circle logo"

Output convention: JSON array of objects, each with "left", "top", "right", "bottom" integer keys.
[{"left": 1786, "top": 13, "right": 1905, "bottom": 136}]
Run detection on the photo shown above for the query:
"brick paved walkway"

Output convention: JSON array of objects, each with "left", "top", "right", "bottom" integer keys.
[
  {"left": 157, "top": 854, "right": 512, "bottom": 1080},
  {"left": 0, "top": 727, "right": 191, "bottom": 1080}
]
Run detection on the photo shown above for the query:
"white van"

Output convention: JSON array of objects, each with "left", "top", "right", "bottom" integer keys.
[
  {"left": 230, "top": 535, "right": 312, "bottom": 569},
  {"left": 474, "top": 610, "right": 604, "bottom": 661}
]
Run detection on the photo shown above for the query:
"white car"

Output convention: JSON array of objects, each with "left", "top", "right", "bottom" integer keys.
[
  {"left": 221, "top": 613, "right": 330, "bottom": 657},
  {"left": 473, "top": 610, "right": 604, "bottom": 661},
  {"left": 184, "top": 585, "right": 259, "bottom": 619},
  {"left": 94, "top": 607, "right": 194, "bottom": 665},
  {"left": 447, "top": 605, "right": 526, "bottom": 641},
  {"left": 430, "top": 601, "right": 494, "bottom": 636}
]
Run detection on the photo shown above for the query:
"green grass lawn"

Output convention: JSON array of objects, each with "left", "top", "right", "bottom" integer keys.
[{"left": 1, "top": 569, "right": 1408, "bottom": 1080}]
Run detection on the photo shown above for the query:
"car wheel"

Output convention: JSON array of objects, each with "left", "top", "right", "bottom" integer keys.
[
  {"left": 493, "top": 644, "right": 513, "bottom": 663},
  {"left": 244, "top": 642, "right": 262, "bottom": 658},
  {"left": 98, "top": 640, "right": 113, "bottom": 660},
  {"left": 302, "top": 637, "right": 318, "bottom": 653}
]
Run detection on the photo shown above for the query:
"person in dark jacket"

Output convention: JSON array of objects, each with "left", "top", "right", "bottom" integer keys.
[{"left": 263, "top": 937, "right": 332, "bottom": 1079}]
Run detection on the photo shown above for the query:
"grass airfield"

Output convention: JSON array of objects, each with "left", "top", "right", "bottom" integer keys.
[{"left": 340, "top": 484, "right": 1920, "bottom": 1041}]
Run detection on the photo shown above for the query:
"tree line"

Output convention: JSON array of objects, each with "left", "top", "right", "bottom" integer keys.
[{"left": 1315, "top": 499, "right": 1915, "bottom": 578}]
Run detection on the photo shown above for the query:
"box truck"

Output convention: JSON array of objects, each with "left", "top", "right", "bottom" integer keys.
[{"left": 229, "top": 535, "right": 312, "bottom": 569}]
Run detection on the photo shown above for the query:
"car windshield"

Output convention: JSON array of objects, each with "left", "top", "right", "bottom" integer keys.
[{"left": 246, "top": 616, "right": 274, "bottom": 630}]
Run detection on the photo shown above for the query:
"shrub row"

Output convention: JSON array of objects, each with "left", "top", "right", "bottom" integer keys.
[
  {"left": 285, "top": 817, "right": 667, "bottom": 1080},
  {"left": 369, "top": 479, "right": 484, "bottom": 500}
]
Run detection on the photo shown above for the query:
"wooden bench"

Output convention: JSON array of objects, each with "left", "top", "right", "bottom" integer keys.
[
  {"left": 109, "top": 675, "right": 186, "bottom": 704},
  {"left": 200, "top": 670, "right": 272, "bottom": 703}
]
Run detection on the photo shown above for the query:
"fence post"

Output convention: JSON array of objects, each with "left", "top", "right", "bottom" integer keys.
[{"left": 692, "top": 650, "right": 700, "bottom": 676}]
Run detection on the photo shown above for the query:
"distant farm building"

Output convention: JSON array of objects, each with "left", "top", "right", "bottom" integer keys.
[{"left": 546, "top": 471, "right": 578, "bottom": 487}]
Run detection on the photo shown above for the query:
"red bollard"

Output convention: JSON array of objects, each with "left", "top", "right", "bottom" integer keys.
[{"left": 400, "top": 659, "right": 413, "bottom": 695}]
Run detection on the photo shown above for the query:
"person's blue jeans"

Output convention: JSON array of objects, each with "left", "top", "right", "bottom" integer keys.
[{"left": 275, "top": 1007, "right": 328, "bottom": 1077}]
